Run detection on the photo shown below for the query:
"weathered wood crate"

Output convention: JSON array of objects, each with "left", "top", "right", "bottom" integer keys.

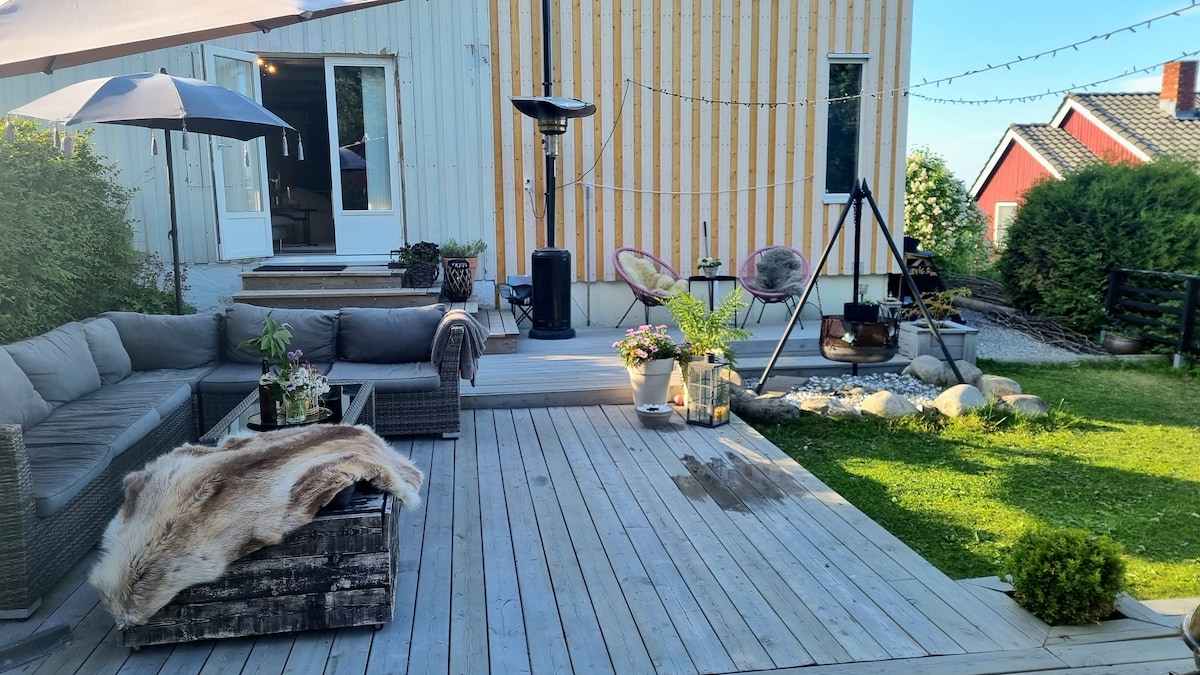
[
  {"left": 898, "top": 319, "right": 980, "bottom": 364},
  {"left": 121, "top": 488, "right": 399, "bottom": 648}
]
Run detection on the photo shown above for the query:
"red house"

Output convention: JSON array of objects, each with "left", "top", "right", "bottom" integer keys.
[{"left": 970, "top": 60, "right": 1200, "bottom": 245}]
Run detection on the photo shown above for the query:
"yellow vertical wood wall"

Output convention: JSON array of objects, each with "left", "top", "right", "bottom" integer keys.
[{"left": 492, "top": 0, "right": 913, "bottom": 282}]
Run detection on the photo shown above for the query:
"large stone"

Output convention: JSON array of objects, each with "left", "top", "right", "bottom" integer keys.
[
  {"left": 952, "top": 360, "right": 983, "bottom": 386},
  {"left": 903, "top": 354, "right": 951, "bottom": 385},
  {"left": 978, "top": 374, "right": 1022, "bottom": 400},
  {"left": 734, "top": 391, "right": 804, "bottom": 424},
  {"left": 932, "top": 384, "right": 986, "bottom": 417},
  {"left": 798, "top": 395, "right": 860, "bottom": 417},
  {"left": 999, "top": 394, "right": 1050, "bottom": 416},
  {"left": 860, "top": 391, "right": 920, "bottom": 419}
]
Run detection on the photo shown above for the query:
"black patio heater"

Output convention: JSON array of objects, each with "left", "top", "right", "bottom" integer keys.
[{"left": 511, "top": 0, "right": 595, "bottom": 340}]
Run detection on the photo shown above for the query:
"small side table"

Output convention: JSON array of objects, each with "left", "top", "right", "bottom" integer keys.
[{"left": 687, "top": 274, "right": 739, "bottom": 312}]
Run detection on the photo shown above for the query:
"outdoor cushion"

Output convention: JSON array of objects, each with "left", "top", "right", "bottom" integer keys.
[
  {"left": 338, "top": 305, "right": 445, "bottom": 364},
  {"left": 4, "top": 322, "right": 102, "bottom": 407},
  {"left": 0, "top": 347, "right": 53, "bottom": 429},
  {"left": 325, "top": 361, "right": 441, "bottom": 393},
  {"left": 101, "top": 311, "right": 221, "bottom": 370},
  {"left": 24, "top": 443, "right": 113, "bottom": 518},
  {"left": 22, "top": 390, "right": 162, "bottom": 460},
  {"left": 83, "top": 318, "right": 133, "bottom": 384},
  {"left": 107, "top": 380, "right": 193, "bottom": 422},
  {"left": 223, "top": 304, "right": 338, "bottom": 365},
  {"left": 198, "top": 361, "right": 332, "bottom": 395},
  {"left": 120, "top": 366, "right": 217, "bottom": 393}
]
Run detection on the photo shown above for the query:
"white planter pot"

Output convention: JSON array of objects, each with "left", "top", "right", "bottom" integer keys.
[
  {"left": 627, "top": 358, "right": 676, "bottom": 406},
  {"left": 898, "top": 319, "right": 980, "bottom": 363}
]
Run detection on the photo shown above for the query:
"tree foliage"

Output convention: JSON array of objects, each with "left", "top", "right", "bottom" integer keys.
[
  {"left": 997, "top": 157, "right": 1200, "bottom": 336},
  {"left": 0, "top": 119, "right": 176, "bottom": 342},
  {"left": 904, "top": 148, "right": 992, "bottom": 273}
]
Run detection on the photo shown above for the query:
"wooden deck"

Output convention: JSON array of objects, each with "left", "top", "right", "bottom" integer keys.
[{"left": 0, "top": 328, "right": 1193, "bottom": 674}]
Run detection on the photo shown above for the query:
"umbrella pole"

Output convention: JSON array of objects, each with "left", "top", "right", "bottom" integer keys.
[{"left": 164, "top": 131, "right": 183, "bottom": 314}]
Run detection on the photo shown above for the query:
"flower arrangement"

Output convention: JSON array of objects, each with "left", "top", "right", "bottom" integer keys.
[
  {"left": 697, "top": 257, "right": 722, "bottom": 269},
  {"left": 613, "top": 324, "right": 680, "bottom": 368},
  {"left": 240, "top": 318, "right": 329, "bottom": 422},
  {"left": 260, "top": 349, "right": 330, "bottom": 400}
]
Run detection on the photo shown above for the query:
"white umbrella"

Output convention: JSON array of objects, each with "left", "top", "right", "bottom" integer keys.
[
  {"left": 11, "top": 71, "right": 295, "bottom": 313},
  {"left": 0, "top": 0, "right": 404, "bottom": 78}
]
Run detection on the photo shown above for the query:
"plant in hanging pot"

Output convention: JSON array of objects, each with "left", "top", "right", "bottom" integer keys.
[
  {"left": 614, "top": 324, "right": 681, "bottom": 407},
  {"left": 698, "top": 256, "right": 723, "bottom": 278},
  {"left": 396, "top": 241, "right": 441, "bottom": 287},
  {"left": 843, "top": 296, "right": 879, "bottom": 323}
]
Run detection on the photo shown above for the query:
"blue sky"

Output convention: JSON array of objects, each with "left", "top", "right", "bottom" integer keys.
[{"left": 906, "top": 0, "right": 1200, "bottom": 187}]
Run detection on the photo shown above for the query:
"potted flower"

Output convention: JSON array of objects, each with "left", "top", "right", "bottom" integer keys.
[
  {"left": 440, "top": 238, "right": 487, "bottom": 301},
  {"left": 260, "top": 349, "right": 331, "bottom": 423},
  {"left": 613, "top": 324, "right": 681, "bottom": 407},
  {"left": 697, "top": 256, "right": 722, "bottom": 279},
  {"left": 396, "top": 241, "right": 441, "bottom": 287}
]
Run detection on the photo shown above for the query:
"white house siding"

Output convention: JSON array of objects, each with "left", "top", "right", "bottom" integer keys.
[{"left": 493, "top": 0, "right": 913, "bottom": 286}]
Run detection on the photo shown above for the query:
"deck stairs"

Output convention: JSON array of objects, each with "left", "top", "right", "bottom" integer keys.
[{"left": 233, "top": 264, "right": 519, "bottom": 354}]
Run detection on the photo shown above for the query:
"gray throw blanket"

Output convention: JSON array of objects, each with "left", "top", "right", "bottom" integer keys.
[{"left": 433, "top": 308, "right": 489, "bottom": 385}]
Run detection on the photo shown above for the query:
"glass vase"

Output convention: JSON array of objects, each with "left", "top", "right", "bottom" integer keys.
[{"left": 284, "top": 392, "right": 308, "bottom": 423}]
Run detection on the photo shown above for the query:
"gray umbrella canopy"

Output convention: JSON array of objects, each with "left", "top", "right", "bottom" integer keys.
[
  {"left": 10, "top": 71, "right": 295, "bottom": 314},
  {"left": 10, "top": 71, "right": 294, "bottom": 139}
]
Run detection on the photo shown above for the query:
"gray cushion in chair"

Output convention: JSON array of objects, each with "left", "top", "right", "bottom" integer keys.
[
  {"left": 337, "top": 305, "right": 445, "bottom": 363},
  {"left": 4, "top": 322, "right": 101, "bottom": 407},
  {"left": 101, "top": 311, "right": 221, "bottom": 370},
  {"left": 199, "top": 361, "right": 332, "bottom": 395},
  {"left": 325, "top": 361, "right": 442, "bottom": 393},
  {"left": 0, "top": 348, "right": 53, "bottom": 428},
  {"left": 224, "top": 304, "right": 338, "bottom": 364},
  {"left": 21, "top": 384, "right": 173, "bottom": 459},
  {"left": 25, "top": 443, "right": 113, "bottom": 517},
  {"left": 83, "top": 318, "right": 133, "bottom": 384}
]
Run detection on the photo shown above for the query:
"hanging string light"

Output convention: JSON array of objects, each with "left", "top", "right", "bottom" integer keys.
[
  {"left": 281, "top": 130, "right": 289, "bottom": 157},
  {"left": 60, "top": 133, "right": 74, "bottom": 158},
  {"left": 296, "top": 133, "right": 304, "bottom": 161},
  {"left": 180, "top": 120, "right": 188, "bottom": 151},
  {"left": 150, "top": 131, "right": 158, "bottom": 156},
  {"left": 3, "top": 117, "right": 14, "bottom": 143}
]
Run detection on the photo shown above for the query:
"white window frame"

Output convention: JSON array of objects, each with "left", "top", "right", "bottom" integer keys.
[
  {"left": 823, "top": 54, "right": 870, "bottom": 203},
  {"left": 994, "top": 201, "right": 1018, "bottom": 248}
]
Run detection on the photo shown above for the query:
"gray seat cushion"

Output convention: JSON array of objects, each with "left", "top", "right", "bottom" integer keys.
[
  {"left": 338, "top": 305, "right": 445, "bottom": 363},
  {"left": 82, "top": 318, "right": 133, "bottom": 384},
  {"left": 0, "top": 348, "right": 53, "bottom": 429},
  {"left": 199, "top": 361, "right": 332, "bottom": 395},
  {"left": 119, "top": 365, "right": 217, "bottom": 393},
  {"left": 20, "top": 383, "right": 185, "bottom": 458},
  {"left": 100, "top": 311, "right": 221, "bottom": 371},
  {"left": 107, "top": 380, "right": 194, "bottom": 421},
  {"left": 325, "top": 361, "right": 441, "bottom": 393},
  {"left": 25, "top": 443, "right": 113, "bottom": 517},
  {"left": 4, "top": 322, "right": 102, "bottom": 407},
  {"left": 223, "top": 304, "right": 338, "bottom": 364}
]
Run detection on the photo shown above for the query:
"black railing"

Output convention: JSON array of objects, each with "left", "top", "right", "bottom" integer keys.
[{"left": 1106, "top": 267, "right": 1200, "bottom": 356}]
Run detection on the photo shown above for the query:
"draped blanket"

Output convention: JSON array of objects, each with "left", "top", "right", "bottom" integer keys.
[
  {"left": 89, "top": 424, "right": 423, "bottom": 628},
  {"left": 433, "top": 308, "right": 489, "bottom": 385}
]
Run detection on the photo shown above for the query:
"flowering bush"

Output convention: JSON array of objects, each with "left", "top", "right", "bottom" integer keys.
[
  {"left": 697, "top": 257, "right": 722, "bottom": 269},
  {"left": 613, "top": 325, "right": 680, "bottom": 368},
  {"left": 905, "top": 148, "right": 992, "bottom": 273},
  {"left": 260, "top": 349, "right": 330, "bottom": 400}
]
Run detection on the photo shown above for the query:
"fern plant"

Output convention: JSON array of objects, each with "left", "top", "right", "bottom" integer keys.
[{"left": 665, "top": 290, "right": 750, "bottom": 365}]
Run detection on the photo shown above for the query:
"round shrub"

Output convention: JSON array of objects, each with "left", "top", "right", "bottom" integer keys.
[
  {"left": 1004, "top": 526, "right": 1126, "bottom": 625},
  {"left": 997, "top": 157, "right": 1200, "bottom": 336}
]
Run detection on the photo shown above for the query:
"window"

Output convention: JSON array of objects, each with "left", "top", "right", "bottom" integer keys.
[
  {"left": 825, "top": 60, "right": 864, "bottom": 195},
  {"left": 994, "top": 202, "right": 1018, "bottom": 248}
]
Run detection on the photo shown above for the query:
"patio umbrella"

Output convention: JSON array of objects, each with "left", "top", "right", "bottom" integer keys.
[
  {"left": 10, "top": 70, "right": 295, "bottom": 313},
  {"left": 0, "top": 0, "right": 405, "bottom": 78}
]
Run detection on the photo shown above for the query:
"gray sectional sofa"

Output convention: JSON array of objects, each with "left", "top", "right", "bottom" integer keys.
[{"left": 0, "top": 303, "right": 468, "bottom": 618}]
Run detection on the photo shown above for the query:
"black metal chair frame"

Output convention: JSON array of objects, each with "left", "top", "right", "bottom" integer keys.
[{"left": 498, "top": 275, "right": 533, "bottom": 325}]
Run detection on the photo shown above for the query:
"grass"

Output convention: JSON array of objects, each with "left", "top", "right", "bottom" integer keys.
[{"left": 751, "top": 359, "right": 1200, "bottom": 600}]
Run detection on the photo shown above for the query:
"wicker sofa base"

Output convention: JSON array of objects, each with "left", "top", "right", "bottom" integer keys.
[{"left": 0, "top": 399, "right": 194, "bottom": 617}]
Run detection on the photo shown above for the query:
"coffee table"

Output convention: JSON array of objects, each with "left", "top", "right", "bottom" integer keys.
[{"left": 199, "top": 381, "right": 375, "bottom": 444}]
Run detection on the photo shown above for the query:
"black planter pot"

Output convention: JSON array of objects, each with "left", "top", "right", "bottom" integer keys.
[
  {"left": 843, "top": 302, "right": 880, "bottom": 323},
  {"left": 405, "top": 262, "right": 440, "bottom": 288},
  {"left": 1102, "top": 333, "right": 1144, "bottom": 355}
]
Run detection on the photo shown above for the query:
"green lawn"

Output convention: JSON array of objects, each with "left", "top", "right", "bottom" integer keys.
[{"left": 752, "top": 360, "right": 1200, "bottom": 600}]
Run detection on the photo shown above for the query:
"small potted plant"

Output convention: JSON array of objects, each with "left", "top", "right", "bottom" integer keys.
[
  {"left": 1101, "top": 325, "right": 1144, "bottom": 355},
  {"left": 397, "top": 241, "right": 441, "bottom": 287},
  {"left": 440, "top": 238, "right": 487, "bottom": 301},
  {"left": 697, "top": 256, "right": 722, "bottom": 278},
  {"left": 843, "top": 296, "right": 879, "bottom": 323},
  {"left": 614, "top": 324, "right": 681, "bottom": 407}
]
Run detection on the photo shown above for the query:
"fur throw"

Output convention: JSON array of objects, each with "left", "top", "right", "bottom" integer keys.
[
  {"left": 751, "top": 248, "right": 808, "bottom": 295},
  {"left": 89, "top": 424, "right": 423, "bottom": 628},
  {"left": 618, "top": 251, "right": 687, "bottom": 297}
]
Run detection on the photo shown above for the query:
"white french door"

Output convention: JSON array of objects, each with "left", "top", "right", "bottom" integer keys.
[
  {"left": 325, "top": 57, "right": 403, "bottom": 254},
  {"left": 204, "top": 45, "right": 273, "bottom": 260}
]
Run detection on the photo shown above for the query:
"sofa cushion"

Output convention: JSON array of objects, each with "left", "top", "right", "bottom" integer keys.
[
  {"left": 101, "top": 311, "right": 221, "bottom": 370},
  {"left": 0, "top": 348, "right": 53, "bottom": 429},
  {"left": 338, "top": 305, "right": 446, "bottom": 364},
  {"left": 199, "top": 361, "right": 332, "bottom": 395},
  {"left": 120, "top": 366, "right": 216, "bottom": 393},
  {"left": 25, "top": 443, "right": 113, "bottom": 518},
  {"left": 21, "top": 384, "right": 177, "bottom": 459},
  {"left": 4, "top": 322, "right": 102, "bottom": 407},
  {"left": 107, "top": 380, "right": 194, "bottom": 422},
  {"left": 83, "top": 318, "right": 133, "bottom": 384},
  {"left": 325, "top": 361, "right": 442, "bottom": 393},
  {"left": 224, "top": 304, "right": 338, "bottom": 365}
]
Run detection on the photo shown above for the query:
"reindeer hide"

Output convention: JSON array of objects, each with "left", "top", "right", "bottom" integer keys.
[{"left": 89, "top": 424, "right": 423, "bottom": 628}]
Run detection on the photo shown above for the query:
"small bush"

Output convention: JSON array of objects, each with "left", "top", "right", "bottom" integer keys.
[{"left": 1005, "top": 527, "right": 1126, "bottom": 625}]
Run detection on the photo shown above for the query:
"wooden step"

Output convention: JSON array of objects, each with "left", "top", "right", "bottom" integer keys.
[
  {"left": 241, "top": 265, "right": 406, "bottom": 291},
  {"left": 475, "top": 308, "right": 519, "bottom": 355},
  {"left": 231, "top": 287, "right": 469, "bottom": 310}
]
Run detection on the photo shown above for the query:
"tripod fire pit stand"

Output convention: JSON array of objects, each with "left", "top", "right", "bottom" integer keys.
[{"left": 754, "top": 179, "right": 966, "bottom": 394}]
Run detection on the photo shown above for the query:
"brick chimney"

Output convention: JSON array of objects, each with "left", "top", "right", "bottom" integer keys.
[{"left": 1159, "top": 60, "right": 1197, "bottom": 118}]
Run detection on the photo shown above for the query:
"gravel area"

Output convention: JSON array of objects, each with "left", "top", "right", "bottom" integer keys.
[{"left": 959, "top": 309, "right": 1085, "bottom": 364}]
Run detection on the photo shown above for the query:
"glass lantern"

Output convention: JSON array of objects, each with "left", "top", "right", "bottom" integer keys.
[{"left": 685, "top": 353, "right": 731, "bottom": 428}]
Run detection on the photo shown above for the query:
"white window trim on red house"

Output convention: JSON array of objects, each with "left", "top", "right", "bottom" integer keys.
[{"left": 1048, "top": 98, "right": 1153, "bottom": 164}]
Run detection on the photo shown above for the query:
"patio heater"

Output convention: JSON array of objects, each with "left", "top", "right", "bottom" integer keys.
[{"left": 511, "top": 0, "right": 595, "bottom": 340}]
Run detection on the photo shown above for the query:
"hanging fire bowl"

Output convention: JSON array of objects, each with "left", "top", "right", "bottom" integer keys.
[{"left": 819, "top": 315, "right": 900, "bottom": 364}]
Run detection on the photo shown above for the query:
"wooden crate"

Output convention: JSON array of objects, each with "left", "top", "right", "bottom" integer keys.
[
  {"left": 121, "top": 489, "right": 398, "bottom": 648},
  {"left": 898, "top": 319, "right": 980, "bottom": 363}
]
